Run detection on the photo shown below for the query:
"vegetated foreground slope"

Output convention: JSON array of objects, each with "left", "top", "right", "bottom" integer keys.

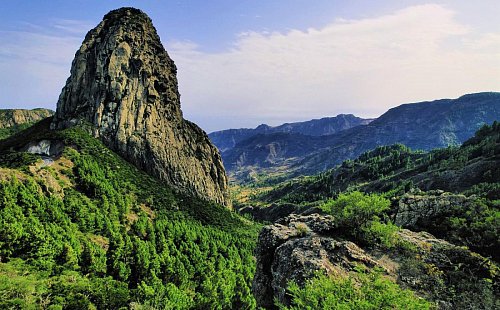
[
  {"left": 247, "top": 125, "right": 500, "bottom": 309},
  {"left": 1, "top": 118, "right": 498, "bottom": 309},
  {"left": 209, "top": 114, "right": 372, "bottom": 152},
  {"left": 0, "top": 108, "right": 54, "bottom": 140},
  {"left": 0, "top": 119, "right": 259, "bottom": 309},
  {"left": 223, "top": 92, "right": 500, "bottom": 183},
  {"left": 251, "top": 122, "right": 500, "bottom": 262},
  {"left": 0, "top": 6, "right": 257, "bottom": 308},
  {"left": 252, "top": 198, "right": 499, "bottom": 310}
]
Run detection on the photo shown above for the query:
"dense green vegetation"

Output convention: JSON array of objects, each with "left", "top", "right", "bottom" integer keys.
[
  {"left": 0, "top": 125, "right": 259, "bottom": 309},
  {"left": 405, "top": 194, "right": 500, "bottom": 260},
  {"left": 1, "top": 119, "right": 498, "bottom": 309},
  {"left": 319, "top": 192, "right": 400, "bottom": 249},
  {"left": 0, "top": 122, "right": 35, "bottom": 140},
  {"left": 303, "top": 192, "right": 499, "bottom": 309},
  {"left": 248, "top": 123, "right": 500, "bottom": 260},
  {"left": 280, "top": 270, "right": 433, "bottom": 310},
  {"left": 262, "top": 121, "right": 500, "bottom": 203}
]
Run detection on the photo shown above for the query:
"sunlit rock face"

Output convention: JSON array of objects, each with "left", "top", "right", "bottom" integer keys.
[{"left": 52, "top": 7, "right": 229, "bottom": 205}]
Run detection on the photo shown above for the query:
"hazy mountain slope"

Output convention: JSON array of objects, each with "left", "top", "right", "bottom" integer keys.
[
  {"left": 223, "top": 133, "right": 326, "bottom": 168},
  {"left": 223, "top": 92, "right": 500, "bottom": 181},
  {"left": 209, "top": 114, "right": 371, "bottom": 152}
]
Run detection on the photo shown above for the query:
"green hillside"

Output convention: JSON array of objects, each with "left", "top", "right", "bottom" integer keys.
[
  {"left": 1, "top": 118, "right": 499, "bottom": 309},
  {"left": 0, "top": 120, "right": 259, "bottom": 309},
  {"left": 243, "top": 122, "right": 500, "bottom": 261},
  {"left": 262, "top": 121, "right": 500, "bottom": 204}
]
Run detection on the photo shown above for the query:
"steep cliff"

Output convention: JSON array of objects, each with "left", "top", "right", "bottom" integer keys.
[{"left": 51, "top": 8, "right": 229, "bottom": 205}]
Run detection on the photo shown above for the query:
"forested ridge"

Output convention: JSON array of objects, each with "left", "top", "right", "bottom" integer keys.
[
  {"left": 0, "top": 119, "right": 499, "bottom": 309},
  {"left": 0, "top": 121, "right": 259, "bottom": 309},
  {"left": 262, "top": 121, "right": 500, "bottom": 203},
  {"left": 241, "top": 122, "right": 500, "bottom": 262}
]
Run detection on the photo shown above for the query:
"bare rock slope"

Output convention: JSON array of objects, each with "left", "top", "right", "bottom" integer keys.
[{"left": 52, "top": 8, "right": 229, "bottom": 205}]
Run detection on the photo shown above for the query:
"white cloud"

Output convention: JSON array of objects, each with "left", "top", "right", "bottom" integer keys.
[
  {"left": 1, "top": 5, "right": 499, "bottom": 132},
  {"left": 167, "top": 4, "right": 500, "bottom": 131}
]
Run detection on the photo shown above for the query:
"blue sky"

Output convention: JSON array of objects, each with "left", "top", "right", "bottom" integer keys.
[{"left": 1, "top": 1, "right": 499, "bottom": 132}]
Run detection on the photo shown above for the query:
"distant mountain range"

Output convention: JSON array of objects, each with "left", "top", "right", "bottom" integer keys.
[
  {"left": 209, "top": 114, "right": 372, "bottom": 152},
  {"left": 214, "top": 92, "right": 500, "bottom": 182}
]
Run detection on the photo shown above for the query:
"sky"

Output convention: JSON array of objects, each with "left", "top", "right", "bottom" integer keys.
[{"left": 1, "top": 1, "right": 499, "bottom": 132}]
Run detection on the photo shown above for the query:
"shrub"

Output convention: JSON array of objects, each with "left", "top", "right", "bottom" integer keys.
[
  {"left": 320, "top": 191, "right": 390, "bottom": 229},
  {"left": 279, "top": 270, "right": 433, "bottom": 310},
  {"left": 294, "top": 223, "right": 309, "bottom": 237},
  {"left": 363, "top": 221, "right": 400, "bottom": 249},
  {"left": 320, "top": 191, "right": 397, "bottom": 246}
]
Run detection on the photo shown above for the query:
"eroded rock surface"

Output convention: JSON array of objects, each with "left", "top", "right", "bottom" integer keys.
[
  {"left": 22, "top": 140, "right": 64, "bottom": 157},
  {"left": 253, "top": 214, "right": 499, "bottom": 309},
  {"left": 253, "top": 214, "right": 376, "bottom": 308},
  {"left": 395, "top": 190, "right": 474, "bottom": 228},
  {"left": 51, "top": 8, "right": 229, "bottom": 205}
]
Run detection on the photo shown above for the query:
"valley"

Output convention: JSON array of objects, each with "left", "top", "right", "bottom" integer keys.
[{"left": 215, "top": 92, "right": 500, "bottom": 184}]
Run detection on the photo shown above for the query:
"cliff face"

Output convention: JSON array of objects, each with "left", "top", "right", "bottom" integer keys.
[
  {"left": 52, "top": 7, "right": 229, "bottom": 205},
  {"left": 0, "top": 109, "right": 53, "bottom": 129}
]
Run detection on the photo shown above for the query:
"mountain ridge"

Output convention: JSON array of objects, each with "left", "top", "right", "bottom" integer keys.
[
  {"left": 222, "top": 92, "right": 500, "bottom": 182},
  {"left": 0, "top": 108, "right": 54, "bottom": 140},
  {"left": 209, "top": 114, "right": 372, "bottom": 152}
]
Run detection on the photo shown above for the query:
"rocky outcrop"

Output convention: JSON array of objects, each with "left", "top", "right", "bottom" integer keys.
[
  {"left": 253, "top": 214, "right": 499, "bottom": 309},
  {"left": 394, "top": 190, "right": 474, "bottom": 229},
  {"left": 253, "top": 214, "right": 377, "bottom": 308},
  {"left": 0, "top": 109, "right": 53, "bottom": 129},
  {"left": 51, "top": 8, "right": 229, "bottom": 205},
  {"left": 22, "top": 140, "right": 64, "bottom": 157}
]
